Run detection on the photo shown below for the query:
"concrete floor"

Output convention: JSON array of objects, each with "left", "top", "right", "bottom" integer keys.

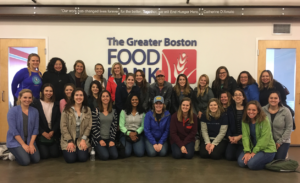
[{"left": 1, "top": 147, "right": 300, "bottom": 183}]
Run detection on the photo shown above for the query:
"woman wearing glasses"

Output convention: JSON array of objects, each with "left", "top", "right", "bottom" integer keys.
[{"left": 212, "top": 66, "right": 237, "bottom": 99}]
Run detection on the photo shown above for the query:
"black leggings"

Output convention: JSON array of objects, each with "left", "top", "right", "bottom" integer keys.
[
  {"left": 37, "top": 142, "right": 60, "bottom": 159},
  {"left": 199, "top": 139, "right": 227, "bottom": 160}
]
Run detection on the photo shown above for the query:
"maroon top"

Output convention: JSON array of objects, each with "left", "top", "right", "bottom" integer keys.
[{"left": 170, "top": 112, "right": 198, "bottom": 148}]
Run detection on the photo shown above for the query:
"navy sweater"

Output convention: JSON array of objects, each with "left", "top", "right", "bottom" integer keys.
[{"left": 200, "top": 113, "right": 228, "bottom": 138}]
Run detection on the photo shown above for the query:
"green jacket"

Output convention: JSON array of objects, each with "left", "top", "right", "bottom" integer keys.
[{"left": 242, "top": 118, "right": 277, "bottom": 154}]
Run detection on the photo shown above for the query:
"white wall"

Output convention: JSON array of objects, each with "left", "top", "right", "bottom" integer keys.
[{"left": 1, "top": 19, "right": 300, "bottom": 88}]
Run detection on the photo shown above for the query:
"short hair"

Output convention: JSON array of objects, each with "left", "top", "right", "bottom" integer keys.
[
  {"left": 111, "top": 62, "right": 125, "bottom": 77},
  {"left": 47, "top": 57, "right": 67, "bottom": 74},
  {"left": 237, "top": 71, "right": 256, "bottom": 88},
  {"left": 17, "top": 89, "right": 33, "bottom": 105},
  {"left": 242, "top": 100, "right": 267, "bottom": 124},
  {"left": 206, "top": 98, "right": 224, "bottom": 120},
  {"left": 177, "top": 97, "right": 194, "bottom": 124},
  {"left": 40, "top": 83, "right": 55, "bottom": 102},
  {"left": 89, "top": 80, "right": 102, "bottom": 96}
]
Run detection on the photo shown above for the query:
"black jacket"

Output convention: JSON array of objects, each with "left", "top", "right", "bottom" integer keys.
[
  {"left": 170, "top": 86, "right": 193, "bottom": 114},
  {"left": 259, "top": 80, "right": 287, "bottom": 107},
  {"left": 42, "top": 71, "right": 70, "bottom": 101},
  {"left": 212, "top": 76, "right": 237, "bottom": 98},
  {"left": 115, "top": 82, "right": 140, "bottom": 114},
  {"left": 31, "top": 99, "right": 61, "bottom": 140},
  {"left": 88, "top": 95, "right": 98, "bottom": 112}
]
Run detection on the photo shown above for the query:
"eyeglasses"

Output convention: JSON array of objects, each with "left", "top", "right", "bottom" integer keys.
[{"left": 219, "top": 72, "right": 227, "bottom": 75}]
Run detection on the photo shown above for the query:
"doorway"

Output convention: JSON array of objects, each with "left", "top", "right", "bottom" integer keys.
[
  {"left": 257, "top": 40, "right": 300, "bottom": 145},
  {"left": 0, "top": 39, "right": 46, "bottom": 143}
]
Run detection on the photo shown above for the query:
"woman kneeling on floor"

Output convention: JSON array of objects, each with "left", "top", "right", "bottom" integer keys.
[
  {"left": 144, "top": 96, "right": 171, "bottom": 157},
  {"left": 200, "top": 98, "right": 228, "bottom": 160},
  {"left": 170, "top": 97, "right": 197, "bottom": 159},
  {"left": 119, "top": 94, "right": 146, "bottom": 157},
  {"left": 60, "top": 88, "right": 92, "bottom": 163},
  {"left": 238, "top": 101, "right": 276, "bottom": 170}
]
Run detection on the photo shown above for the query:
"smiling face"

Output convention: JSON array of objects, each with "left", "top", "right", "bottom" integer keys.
[
  {"left": 181, "top": 101, "right": 191, "bottom": 113},
  {"left": 113, "top": 64, "right": 121, "bottom": 76},
  {"left": 20, "top": 92, "right": 33, "bottom": 107},
  {"left": 75, "top": 63, "right": 84, "bottom": 74},
  {"left": 156, "top": 75, "right": 165, "bottom": 85},
  {"left": 131, "top": 96, "right": 139, "bottom": 107},
  {"left": 74, "top": 91, "right": 84, "bottom": 105},
  {"left": 269, "top": 93, "right": 280, "bottom": 107},
  {"left": 247, "top": 104, "right": 258, "bottom": 119},
  {"left": 91, "top": 84, "right": 99, "bottom": 95},
  {"left": 101, "top": 92, "right": 110, "bottom": 105},
  {"left": 154, "top": 101, "right": 163, "bottom": 113},
  {"left": 218, "top": 69, "right": 228, "bottom": 81},
  {"left": 54, "top": 60, "right": 63, "bottom": 72},
  {"left": 126, "top": 76, "right": 135, "bottom": 88},
  {"left": 233, "top": 90, "right": 244, "bottom": 105},
  {"left": 95, "top": 65, "right": 104, "bottom": 76},
  {"left": 43, "top": 86, "right": 53, "bottom": 100},
  {"left": 65, "top": 86, "right": 74, "bottom": 99},
  {"left": 240, "top": 73, "right": 248, "bottom": 86},
  {"left": 220, "top": 93, "right": 229, "bottom": 106},
  {"left": 135, "top": 71, "right": 143, "bottom": 83},
  {"left": 199, "top": 76, "right": 207, "bottom": 87},
  {"left": 209, "top": 101, "right": 218, "bottom": 113},
  {"left": 178, "top": 76, "right": 186, "bottom": 88},
  {"left": 28, "top": 56, "right": 40, "bottom": 70},
  {"left": 261, "top": 72, "right": 270, "bottom": 84}
]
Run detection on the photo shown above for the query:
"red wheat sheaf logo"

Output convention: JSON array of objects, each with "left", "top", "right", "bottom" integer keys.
[{"left": 162, "top": 49, "right": 197, "bottom": 84}]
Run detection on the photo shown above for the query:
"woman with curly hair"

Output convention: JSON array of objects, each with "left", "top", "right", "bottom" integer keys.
[{"left": 42, "top": 57, "right": 70, "bottom": 101}]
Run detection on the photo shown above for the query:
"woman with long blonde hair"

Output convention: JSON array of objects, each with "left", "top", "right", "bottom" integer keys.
[{"left": 106, "top": 62, "right": 126, "bottom": 102}]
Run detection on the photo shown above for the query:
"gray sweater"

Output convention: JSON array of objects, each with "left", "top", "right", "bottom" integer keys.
[
  {"left": 192, "top": 87, "right": 214, "bottom": 114},
  {"left": 139, "top": 82, "right": 150, "bottom": 111},
  {"left": 149, "top": 81, "right": 173, "bottom": 109},
  {"left": 262, "top": 104, "right": 293, "bottom": 144}
]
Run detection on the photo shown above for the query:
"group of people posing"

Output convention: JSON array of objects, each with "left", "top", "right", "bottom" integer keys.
[{"left": 7, "top": 53, "right": 293, "bottom": 171}]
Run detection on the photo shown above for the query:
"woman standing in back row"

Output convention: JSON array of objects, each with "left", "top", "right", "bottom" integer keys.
[
  {"left": 106, "top": 62, "right": 126, "bottom": 102},
  {"left": 212, "top": 66, "right": 237, "bottom": 99}
]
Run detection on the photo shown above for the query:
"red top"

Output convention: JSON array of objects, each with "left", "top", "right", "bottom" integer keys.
[
  {"left": 106, "top": 74, "right": 126, "bottom": 102},
  {"left": 170, "top": 112, "right": 198, "bottom": 148}
]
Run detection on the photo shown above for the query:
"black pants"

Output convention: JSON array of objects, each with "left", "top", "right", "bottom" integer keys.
[
  {"left": 37, "top": 142, "right": 60, "bottom": 159},
  {"left": 199, "top": 139, "right": 227, "bottom": 160},
  {"left": 62, "top": 147, "right": 89, "bottom": 163}
]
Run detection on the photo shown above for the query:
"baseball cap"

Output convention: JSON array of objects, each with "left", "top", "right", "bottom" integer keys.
[
  {"left": 155, "top": 70, "right": 165, "bottom": 77},
  {"left": 154, "top": 96, "right": 164, "bottom": 104}
]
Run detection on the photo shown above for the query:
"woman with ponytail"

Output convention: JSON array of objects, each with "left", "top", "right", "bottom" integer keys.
[{"left": 12, "top": 53, "right": 43, "bottom": 105}]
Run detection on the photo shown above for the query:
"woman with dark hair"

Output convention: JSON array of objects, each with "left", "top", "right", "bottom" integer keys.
[
  {"left": 119, "top": 94, "right": 146, "bottom": 157},
  {"left": 212, "top": 66, "right": 237, "bottom": 98},
  {"left": 144, "top": 96, "right": 171, "bottom": 157},
  {"left": 171, "top": 74, "right": 193, "bottom": 114},
  {"left": 31, "top": 83, "right": 61, "bottom": 159},
  {"left": 60, "top": 88, "right": 92, "bottom": 163},
  {"left": 135, "top": 69, "right": 150, "bottom": 111},
  {"left": 42, "top": 57, "right": 70, "bottom": 101},
  {"left": 91, "top": 90, "right": 118, "bottom": 160},
  {"left": 115, "top": 73, "right": 140, "bottom": 114},
  {"left": 59, "top": 83, "right": 75, "bottom": 113},
  {"left": 85, "top": 63, "right": 107, "bottom": 94},
  {"left": 219, "top": 91, "right": 232, "bottom": 111},
  {"left": 12, "top": 53, "right": 43, "bottom": 104},
  {"left": 199, "top": 98, "right": 228, "bottom": 160},
  {"left": 106, "top": 62, "right": 126, "bottom": 102},
  {"left": 262, "top": 91, "right": 293, "bottom": 160},
  {"left": 88, "top": 81, "right": 102, "bottom": 111},
  {"left": 237, "top": 71, "right": 259, "bottom": 102},
  {"left": 259, "top": 70, "right": 287, "bottom": 106},
  {"left": 7, "top": 89, "right": 40, "bottom": 166},
  {"left": 68, "top": 60, "right": 92, "bottom": 95},
  {"left": 170, "top": 97, "right": 197, "bottom": 159},
  {"left": 225, "top": 89, "right": 247, "bottom": 161},
  {"left": 238, "top": 101, "right": 276, "bottom": 170}
]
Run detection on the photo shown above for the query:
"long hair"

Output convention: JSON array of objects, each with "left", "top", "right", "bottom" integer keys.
[
  {"left": 152, "top": 102, "right": 167, "bottom": 122},
  {"left": 64, "top": 88, "right": 89, "bottom": 113},
  {"left": 111, "top": 62, "right": 125, "bottom": 78},
  {"left": 97, "top": 90, "right": 113, "bottom": 113},
  {"left": 73, "top": 60, "right": 88, "bottom": 82},
  {"left": 242, "top": 100, "right": 266, "bottom": 123},
  {"left": 124, "top": 93, "right": 145, "bottom": 115},
  {"left": 173, "top": 74, "right": 191, "bottom": 96},
  {"left": 134, "top": 69, "right": 148, "bottom": 93},
  {"left": 177, "top": 97, "right": 194, "bottom": 124},
  {"left": 47, "top": 57, "right": 67, "bottom": 74},
  {"left": 89, "top": 80, "right": 102, "bottom": 96},
  {"left": 40, "top": 83, "right": 55, "bottom": 102},
  {"left": 232, "top": 88, "right": 247, "bottom": 107},
  {"left": 219, "top": 91, "right": 232, "bottom": 108},
  {"left": 259, "top": 70, "right": 274, "bottom": 90},
  {"left": 17, "top": 89, "right": 33, "bottom": 105},
  {"left": 63, "top": 83, "right": 75, "bottom": 102},
  {"left": 27, "top": 53, "right": 42, "bottom": 77},
  {"left": 237, "top": 71, "right": 256, "bottom": 88},
  {"left": 206, "top": 98, "right": 224, "bottom": 120},
  {"left": 94, "top": 63, "right": 105, "bottom": 83},
  {"left": 125, "top": 73, "right": 135, "bottom": 85},
  {"left": 213, "top": 66, "right": 230, "bottom": 90},
  {"left": 268, "top": 91, "right": 283, "bottom": 107},
  {"left": 197, "top": 74, "right": 210, "bottom": 97}
]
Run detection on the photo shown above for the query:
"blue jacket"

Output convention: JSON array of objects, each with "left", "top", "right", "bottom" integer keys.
[
  {"left": 6, "top": 105, "right": 39, "bottom": 148},
  {"left": 243, "top": 83, "right": 259, "bottom": 102},
  {"left": 144, "top": 110, "right": 171, "bottom": 145}
]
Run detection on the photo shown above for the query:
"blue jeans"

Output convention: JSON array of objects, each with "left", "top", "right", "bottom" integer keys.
[
  {"left": 62, "top": 147, "right": 89, "bottom": 163},
  {"left": 120, "top": 134, "right": 145, "bottom": 157},
  {"left": 275, "top": 143, "right": 290, "bottom": 160},
  {"left": 144, "top": 138, "right": 168, "bottom": 157},
  {"left": 225, "top": 143, "right": 244, "bottom": 161},
  {"left": 171, "top": 142, "right": 195, "bottom": 159},
  {"left": 238, "top": 151, "right": 275, "bottom": 170},
  {"left": 8, "top": 144, "right": 40, "bottom": 166},
  {"left": 94, "top": 139, "right": 118, "bottom": 160}
]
